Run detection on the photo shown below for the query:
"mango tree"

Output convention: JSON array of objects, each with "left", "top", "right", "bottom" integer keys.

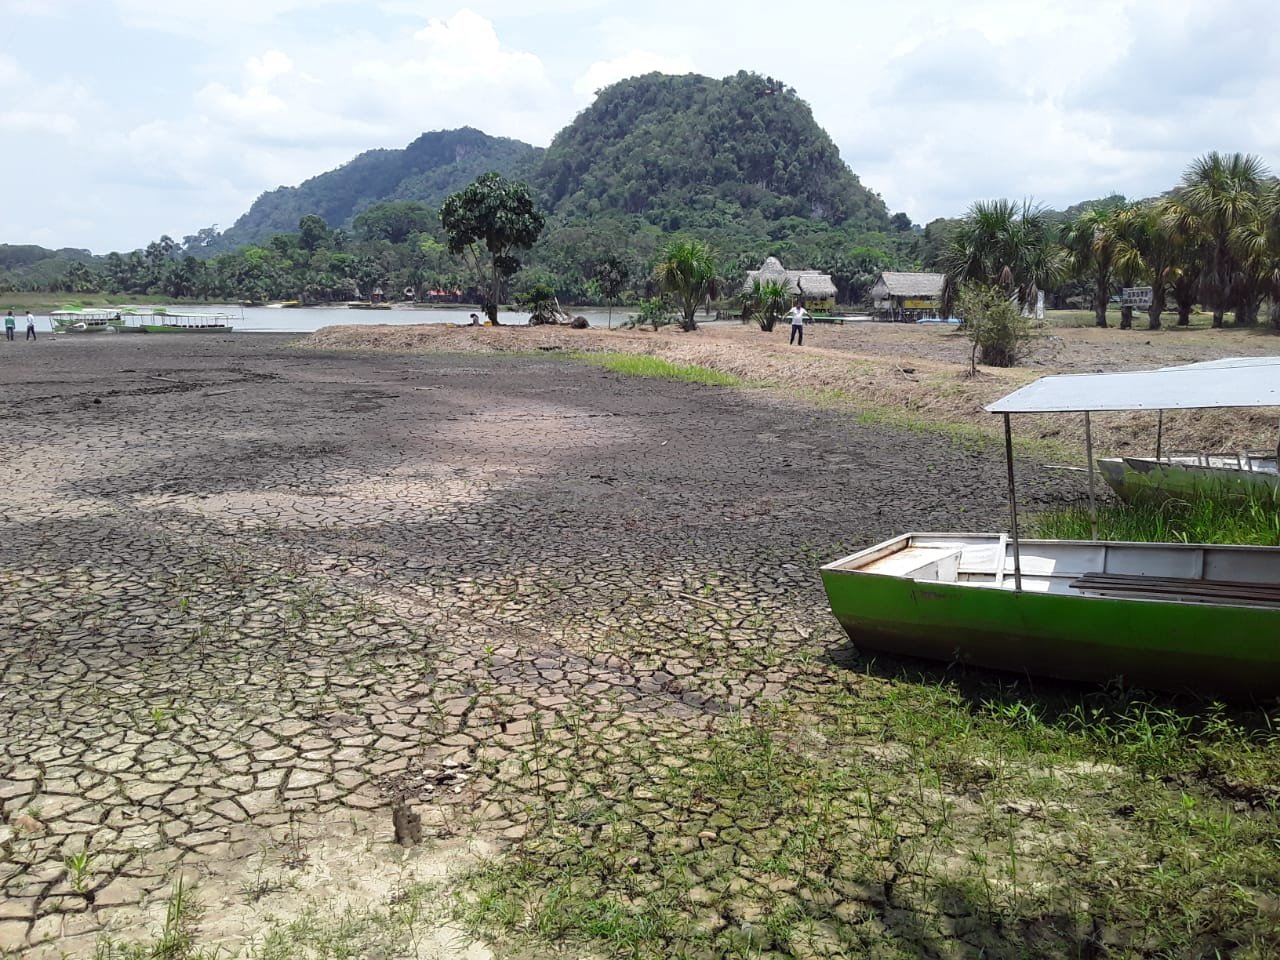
[{"left": 440, "top": 173, "right": 545, "bottom": 324}]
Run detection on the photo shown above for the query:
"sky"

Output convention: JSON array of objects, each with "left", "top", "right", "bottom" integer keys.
[{"left": 2, "top": 0, "right": 1278, "bottom": 253}]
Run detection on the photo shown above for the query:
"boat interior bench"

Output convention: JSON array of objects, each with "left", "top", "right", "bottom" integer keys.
[{"left": 1069, "top": 572, "right": 1280, "bottom": 608}]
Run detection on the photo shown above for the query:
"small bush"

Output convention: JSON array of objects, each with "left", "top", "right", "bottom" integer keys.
[{"left": 957, "top": 284, "right": 1035, "bottom": 368}]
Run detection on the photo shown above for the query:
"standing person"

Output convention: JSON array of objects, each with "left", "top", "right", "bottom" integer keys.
[
  {"left": 786, "top": 301, "right": 809, "bottom": 346},
  {"left": 3, "top": 310, "right": 15, "bottom": 341},
  {"left": 24, "top": 311, "right": 36, "bottom": 341}
]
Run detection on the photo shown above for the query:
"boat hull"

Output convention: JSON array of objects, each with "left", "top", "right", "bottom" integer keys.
[
  {"left": 1099, "top": 456, "right": 1280, "bottom": 505},
  {"left": 821, "top": 535, "right": 1280, "bottom": 697}
]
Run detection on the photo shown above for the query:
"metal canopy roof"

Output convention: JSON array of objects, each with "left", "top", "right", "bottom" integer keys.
[{"left": 986, "top": 356, "right": 1280, "bottom": 414}]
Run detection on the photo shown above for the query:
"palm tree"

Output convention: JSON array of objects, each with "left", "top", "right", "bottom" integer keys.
[
  {"left": 1116, "top": 200, "right": 1182, "bottom": 332},
  {"left": 1063, "top": 204, "right": 1127, "bottom": 328},
  {"left": 741, "top": 279, "right": 791, "bottom": 331},
  {"left": 655, "top": 237, "right": 718, "bottom": 332},
  {"left": 1165, "top": 152, "right": 1268, "bottom": 327},
  {"left": 940, "top": 199, "right": 1064, "bottom": 317},
  {"left": 1234, "top": 180, "right": 1280, "bottom": 329}
]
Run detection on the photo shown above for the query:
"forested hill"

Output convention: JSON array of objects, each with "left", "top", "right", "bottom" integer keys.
[
  {"left": 533, "top": 72, "right": 890, "bottom": 231},
  {"left": 210, "top": 128, "right": 541, "bottom": 252}
]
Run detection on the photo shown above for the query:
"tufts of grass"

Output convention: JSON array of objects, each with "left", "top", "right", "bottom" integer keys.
[
  {"left": 570, "top": 351, "right": 743, "bottom": 386},
  {"left": 1033, "top": 493, "right": 1280, "bottom": 545},
  {"left": 459, "top": 687, "right": 1280, "bottom": 960}
]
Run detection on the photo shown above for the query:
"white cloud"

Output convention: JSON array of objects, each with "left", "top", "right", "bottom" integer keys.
[
  {"left": 112, "top": 0, "right": 345, "bottom": 33},
  {"left": 4, "top": 0, "right": 1280, "bottom": 251},
  {"left": 573, "top": 51, "right": 696, "bottom": 99}
]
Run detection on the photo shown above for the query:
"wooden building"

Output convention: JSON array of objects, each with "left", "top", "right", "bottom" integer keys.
[
  {"left": 870, "top": 271, "right": 945, "bottom": 321},
  {"left": 743, "top": 257, "right": 838, "bottom": 311}
]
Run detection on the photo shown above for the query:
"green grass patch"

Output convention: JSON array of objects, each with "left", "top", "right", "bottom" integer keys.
[
  {"left": 570, "top": 351, "right": 743, "bottom": 386},
  {"left": 460, "top": 688, "right": 1280, "bottom": 960},
  {"left": 1033, "top": 494, "right": 1280, "bottom": 545}
]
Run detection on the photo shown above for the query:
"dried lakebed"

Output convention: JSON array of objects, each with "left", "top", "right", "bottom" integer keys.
[{"left": 1, "top": 335, "right": 1277, "bottom": 959}]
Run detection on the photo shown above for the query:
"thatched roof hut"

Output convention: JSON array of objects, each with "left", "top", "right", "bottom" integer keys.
[
  {"left": 871, "top": 272, "right": 945, "bottom": 300},
  {"left": 743, "top": 257, "right": 838, "bottom": 302}
]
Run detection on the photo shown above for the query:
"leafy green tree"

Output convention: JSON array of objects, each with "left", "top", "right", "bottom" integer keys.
[
  {"left": 958, "top": 283, "right": 1034, "bottom": 369},
  {"left": 440, "top": 173, "right": 546, "bottom": 324},
  {"left": 298, "top": 214, "right": 330, "bottom": 253},
  {"left": 593, "top": 255, "right": 631, "bottom": 328},
  {"left": 354, "top": 202, "right": 438, "bottom": 244},
  {"left": 654, "top": 237, "right": 718, "bottom": 332}
]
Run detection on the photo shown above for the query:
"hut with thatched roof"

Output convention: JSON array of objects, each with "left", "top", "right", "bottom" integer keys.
[
  {"left": 870, "top": 271, "right": 946, "bottom": 321},
  {"left": 743, "top": 257, "right": 837, "bottom": 310}
]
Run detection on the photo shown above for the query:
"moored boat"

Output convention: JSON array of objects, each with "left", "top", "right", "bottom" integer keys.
[
  {"left": 119, "top": 311, "right": 234, "bottom": 333},
  {"left": 821, "top": 356, "right": 1280, "bottom": 697},
  {"left": 1098, "top": 454, "right": 1280, "bottom": 505},
  {"left": 821, "top": 533, "right": 1280, "bottom": 696},
  {"left": 50, "top": 309, "right": 123, "bottom": 333}
]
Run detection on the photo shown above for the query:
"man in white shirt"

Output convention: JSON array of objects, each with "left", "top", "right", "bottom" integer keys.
[
  {"left": 25, "top": 311, "right": 37, "bottom": 341},
  {"left": 786, "top": 302, "right": 809, "bottom": 346}
]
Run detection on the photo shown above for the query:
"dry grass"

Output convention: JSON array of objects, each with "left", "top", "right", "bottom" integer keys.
[{"left": 308, "top": 320, "right": 1280, "bottom": 462}]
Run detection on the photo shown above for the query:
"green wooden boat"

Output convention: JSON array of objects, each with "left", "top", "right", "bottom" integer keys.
[
  {"left": 119, "top": 311, "right": 234, "bottom": 333},
  {"left": 821, "top": 356, "right": 1280, "bottom": 697},
  {"left": 50, "top": 309, "right": 123, "bottom": 333},
  {"left": 1098, "top": 454, "right": 1280, "bottom": 505},
  {"left": 821, "top": 533, "right": 1280, "bottom": 697}
]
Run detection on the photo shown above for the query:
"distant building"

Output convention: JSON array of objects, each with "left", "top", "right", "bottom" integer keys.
[
  {"left": 743, "top": 257, "right": 837, "bottom": 311},
  {"left": 870, "top": 272, "right": 946, "bottom": 321}
]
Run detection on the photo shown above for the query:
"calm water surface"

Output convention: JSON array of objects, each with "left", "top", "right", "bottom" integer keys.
[{"left": 196, "top": 304, "right": 622, "bottom": 334}]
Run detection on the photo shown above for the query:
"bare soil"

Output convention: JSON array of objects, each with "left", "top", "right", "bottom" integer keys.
[{"left": 310, "top": 319, "right": 1280, "bottom": 460}]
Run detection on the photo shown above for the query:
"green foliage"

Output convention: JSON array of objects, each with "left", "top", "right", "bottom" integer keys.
[
  {"left": 628, "top": 297, "right": 675, "bottom": 331},
  {"left": 956, "top": 283, "right": 1035, "bottom": 368},
  {"left": 942, "top": 200, "right": 1066, "bottom": 316},
  {"left": 211, "top": 128, "right": 541, "bottom": 252},
  {"left": 1033, "top": 492, "right": 1280, "bottom": 545},
  {"left": 538, "top": 72, "right": 890, "bottom": 230},
  {"left": 654, "top": 237, "right": 718, "bottom": 331},
  {"left": 353, "top": 201, "right": 437, "bottom": 244},
  {"left": 741, "top": 278, "right": 790, "bottom": 331},
  {"left": 571, "top": 352, "right": 743, "bottom": 386},
  {"left": 441, "top": 173, "right": 546, "bottom": 323}
]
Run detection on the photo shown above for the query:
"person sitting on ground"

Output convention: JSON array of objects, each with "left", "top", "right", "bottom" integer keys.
[
  {"left": 469, "top": 313, "right": 480, "bottom": 326},
  {"left": 785, "top": 301, "right": 809, "bottom": 346}
]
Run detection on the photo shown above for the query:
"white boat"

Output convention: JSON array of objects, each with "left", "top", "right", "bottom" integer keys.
[
  {"left": 50, "top": 309, "right": 123, "bottom": 333},
  {"left": 118, "top": 311, "right": 234, "bottom": 333}
]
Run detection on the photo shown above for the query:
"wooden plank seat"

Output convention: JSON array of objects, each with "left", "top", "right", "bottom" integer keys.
[{"left": 1069, "top": 572, "right": 1280, "bottom": 608}]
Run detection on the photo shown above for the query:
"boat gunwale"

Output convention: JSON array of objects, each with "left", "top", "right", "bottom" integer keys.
[{"left": 820, "top": 532, "right": 1280, "bottom": 611}]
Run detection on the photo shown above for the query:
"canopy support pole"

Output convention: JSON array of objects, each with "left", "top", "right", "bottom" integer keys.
[
  {"left": 1003, "top": 414, "right": 1023, "bottom": 591},
  {"left": 1156, "top": 410, "right": 1164, "bottom": 460},
  {"left": 1085, "top": 412, "right": 1098, "bottom": 540}
]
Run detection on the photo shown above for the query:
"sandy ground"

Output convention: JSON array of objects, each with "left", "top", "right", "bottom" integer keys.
[{"left": 309, "top": 319, "right": 1280, "bottom": 460}]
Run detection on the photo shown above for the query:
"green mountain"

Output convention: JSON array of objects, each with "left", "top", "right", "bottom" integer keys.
[
  {"left": 534, "top": 71, "right": 890, "bottom": 231},
  {"left": 211, "top": 127, "right": 542, "bottom": 251}
]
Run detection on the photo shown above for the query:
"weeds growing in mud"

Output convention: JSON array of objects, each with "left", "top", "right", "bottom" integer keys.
[
  {"left": 459, "top": 677, "right": 1280, "bottom": 959},
  {"left": 1034, "top": 492, "right": 1280, "bottom": 545},
  {"left": 569, "top": 351, "right": 744, "bottom": 386}
]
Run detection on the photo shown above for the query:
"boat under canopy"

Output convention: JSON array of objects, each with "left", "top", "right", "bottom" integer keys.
[{"left": 821, "top": 356, "right": 1280, "bottom": 697}]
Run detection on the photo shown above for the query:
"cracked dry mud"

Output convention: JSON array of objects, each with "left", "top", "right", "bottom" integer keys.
[{"left": 0, "top": 335, "right": 1068, "bottom": 957}]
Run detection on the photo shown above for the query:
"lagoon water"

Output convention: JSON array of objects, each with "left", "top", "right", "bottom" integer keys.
[{"left": 193, "top": 304, "right": 622, "bottom": 334}]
